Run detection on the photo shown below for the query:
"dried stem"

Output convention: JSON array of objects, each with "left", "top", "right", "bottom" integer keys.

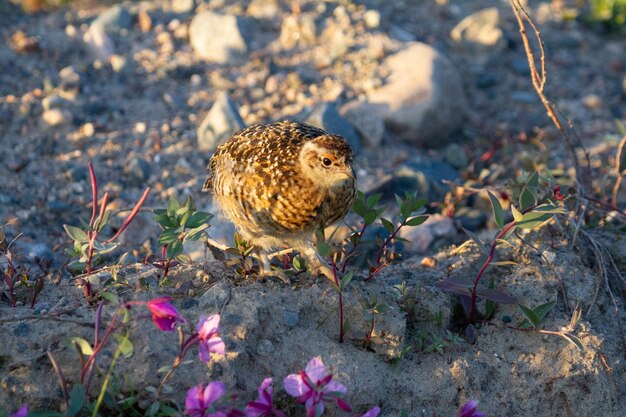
[{"left": 509, "top": 0, "right": 591, "bottom": 192}]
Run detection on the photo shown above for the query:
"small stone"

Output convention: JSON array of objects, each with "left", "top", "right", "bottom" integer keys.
[
  {"left": 110, "top": 54, "right": 128, "bottom": 72},
  {"left": 83, "top": 23, "right": 114, "bottom": 61},
  {"left": 171, "top": 0, "right": 195, "bottom": 14},
  {"left": 42, "top": 94, "right": 67, "bottom": 111},
  {"left": 363, "top": 9, "right": 381, "bottom": 29},
  {"left": 542, "top": 251, "right": 557, "bottom": 264},
  {"left": 138, "top": 9, "right": 152, "bottom": 33},
  {"left": 306, "top": 102, "right": 361, "bottom": 154},
  {"left": 123, "top": 157, "right": 151, "bottom": 185},
  {"left": 190, "top": 74, "right": 202, "bottom": 86},
  {"left": 450, "top": 8, "right": 504, "bottom": 51},
  {"left": 58, "top": 66, "right": 81, "bottom": 92},
  {"left": 197, "top": 92, "right": 246, "bottom": 152},
  {"left": 279, "top": 13, "right": 317, "bottom": 49},
  {"left": 81, "top": 123, "right": 95, "bottom": 137},
  {"left": 582, "top": 94, "right": 602, "bottom": 109},
  {"left": 283, "top": 309, "right": 299, "bottom": 328},
  {"left": 256, "top": 339, "right": 274, "bottom": 356},
  {"left": 247, "top": 0, "right": 278, "bottom": 18},
  {"left": 189, "top": 11, "right": 253, "bottom": 63},
  {"left": 442, "top": 143, "right": 468, "bottom": 169},
  {"left": 134, "top": 122, "right": 147, "bottom": 134},
  {"left": 91, "top": 4, "right": 132, "bottom": 33},
  {"left": 13, "top": 323, "right": 31, "bottom": 337},
  {"left": 174, "top": 157, "right": 191, "bottom": 174},
  {"left": 42, "top": 109, "right": 72, "bottom": 126}
]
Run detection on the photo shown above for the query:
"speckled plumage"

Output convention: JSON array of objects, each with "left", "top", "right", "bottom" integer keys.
[{"left": 204, "top": 121, "right": 356, "bottom": 262}]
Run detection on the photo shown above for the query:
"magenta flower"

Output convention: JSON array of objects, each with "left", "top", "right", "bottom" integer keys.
[
  {"left": 146, "top": 297, "right": 185, "bottom": 331},
  {"left": 184, "top": 382, "right": 228, "bottom": 417},
  {"left": 456, "top": 400, "right": 486, "bottom": 417},
  {"left": 197, "top": 315, "right": 226, "bottom": 362},
  {"left": 283, "top": 357, "right": 348, "bottom": 417},
  {"left": 10, "top": 405, "right": 28, "bottom": 417},
  {"left": 354, "top": 407, "right": 380, "bottom": 417},
  {"left": 245, "top": 378, "right": 287, "bottom": 417}
]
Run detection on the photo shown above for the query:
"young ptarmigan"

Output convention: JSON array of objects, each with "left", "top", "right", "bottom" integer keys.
[{"left": 203, "top": 120, "right": 356, "bottom": 278}]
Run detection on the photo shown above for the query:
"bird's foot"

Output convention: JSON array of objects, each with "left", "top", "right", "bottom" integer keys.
[{"left": 256, "top": 267, "right": 291, "bottom": 285}]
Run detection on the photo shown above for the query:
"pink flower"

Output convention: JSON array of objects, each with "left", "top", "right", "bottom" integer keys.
[
  {"left": 10, "top": 405, "right": 28, "bottom": 417},
  {"left": 283, "top": 357, "right": 348, "bottom": 417},
  {"left": 184, "top": 382, "right": 228, "bottom": 417},
  {"left": 354, "top": 407, "right": 380, "bottom": 417},
  {"left": 456, "top": 400, "right": 486, "bottom": 417},
  {"left": 197, "top": 315, "right": 226, "bottom": 362},
  {"left": 245, "top": 378, "right": 287, "bottom": 417},
  {"left": 146, "top": 297, "right": 185, "bottom": 332}
]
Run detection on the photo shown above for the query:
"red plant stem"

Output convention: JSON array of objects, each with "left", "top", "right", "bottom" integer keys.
[
  {"left": 467, "top": 221, "right": 517, "bottom": 321},
  {"left": 88, "top": 162, "right": 98, "bottom": 229},
  {"left": 97, "top": 192, "right": 109, "bottom": 227},
  {"left": 84, "top": 230, "right": 97, "bottom": 300},
  {"left": 85, "top": 301, "right": 105, "bottom": 393},
  {"left": 105, "top": 187, "right": 150, "bottom": 243},
  {"left": 364, "top": 221, "right": 406, "bottom": 282},
  {"left": 161, "top": 244, "right": 172, "bottom": 277},
  {"left": 340, "top": 223, "right": 367, "bottom": 273},
  {"left": 80, "top": 306, "right": 122, "bottom": 383},
  {"left": 585, "top": 196, "right": 626, "bottom": 219}
]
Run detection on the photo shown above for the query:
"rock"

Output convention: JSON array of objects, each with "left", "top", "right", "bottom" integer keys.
[
  {"left": 197, "top": 92, "right": 246, "bottom": 152},
  {"left": 123, "top": 157, "right": 151, "bottom": 185},
  {"left": 116, "top": 211, "right": 158, "bottom": 247},
  {"left": 398, "top": 214, "right": 456, "bottom": 253},
  {"left": 189, "top": 11, "right": 253, "bottom": 63},
  {"left": 442, "top": 143, "right": 468, "bottom": 169},
  {"left": 370, "top": 157, "right": 460, "bottom": 203},
  {"left": 454, "top": 207, "right": 487, "bottom": 232},
  {"left": 91, "top": 4, "right": 132, "bottom": 33},
  {"left": 279, "top": 13, "right": 317, "bottom": 49},
  {"left": 171, "top": 0, "right": 195, "bottom": 14},
  {"left": 110, "top": 54, "right": 128, "bottom": 72},
  {"left": 364, "top": 42, "right": 467, "bottom": 147},
  {"left": 42, "top": 109, "right": 72, "bottom": 126},
  {"left": 83, "top": 23, "right": 114, "bottom": 61},
  {"left": 340, "top": 101, "right": 386, "bottom": 147},
  {"left": 247, "top": 0, "right": 279, "bottom": 19},
  {"left": 450, "top": 8, "right": 504, "bottom": 51},
  {"left": 511, "top": 57, "right": 529, "bottom": 75},
  {"left": 305, "top": 102, "right": 361, "bottom": 154},
  {"left": 42, "top": 94, "right": 68, "bottom": 111},
  {"left": 363, "top": 10, "right": 381, "bottom": 29},
  {"left": 58, "top": 66, "right": 81, "bottom": 93}
]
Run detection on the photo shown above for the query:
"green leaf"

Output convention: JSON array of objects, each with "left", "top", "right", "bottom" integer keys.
[
  {"left": 95, "top": 209, "right": 112, "bottom": 232},
  {"left": 519, "top": 171, "right": 538, "bottom": 210},
  {"left": 462, "top": 228, "right": 487, "bottom": 255},
  {"left": 517, "top": 211, "right": 554, "bottom": 229},
  {"left": 27, "top": 411, "right": 64, "bottom": 417},
  {"left": 146, "top": 401, "right": 160, "bottom": 417},
  {"left": 560, "top": 332, "right": 585, "bottom": 352},
  {"left": 400, "top": 200, "right": 411, "bottom": 219},
  {"left": 154, "top": 212, "right": 177, "bottom": 228},
  {"left": 166, "top": 196, "right": 180, "bottom": 217},
  {"left": 316, "top": 241, "right": 333, "bottom": 259},
  {"left": 159, "top": 228, "right": 182, "bottom": 245},
  {"left": 340, "top": 271, "right": 354, "bottom": 290},
  {"left": 113, "top": 334, "right": 134, "bottom": 358},
  {"left": 167, "top": 240, "right": 184, "bottom": 259},
  {"left": 185, "top": 224, "right": 209, "bottom": 241},
  {"left": 511, "top": 205, "right": 523, "bottom": 222},
  {"left": 182, "top": 195, "right": 196, "bottom": 211},
  {"left": 532, "top": 204, "right": 568, "bottom": 214},
  {"left": 67, "top": 384, "right": 86, "bottom": 417},
  {"left": 487, "top": 191, "right": 504, "bottom": 229},
  {"left": 186, "top": 211, "right": 213, "bottom": 229},
  {"left": 64, "top": 225, "right": 88, "bottom": 243},
  {"left": 519, "top": 305, "right": 540, "bottom": 329},
  {"left": 366, "top": 193, "right": 382, "bottom": 209},
  {"left": 380, "top": 217, "right": 395, "bottom": 233},
  {"left": 363, "top": 209, "right": 378, "bottom": 226},
  {"left": 176, "top": 253, "right": 192, "bottom": 264},
  {"left": 352, "top": 192, "right": 366, "bottom": 216},
  {"left": 99, "top": 291, "right": 119, "bottom": 304},
  {"left": 179, "top": 209, "right": 192, "bottom": 228},
  {"left": 532, "top": 301, "right": 555, "bottom": 323},
  {"left": 405, "top": 215, "right": 428, "bottom": 227},
  {"left": 69, "top": 337, "right": 94, "bottom": 356}
]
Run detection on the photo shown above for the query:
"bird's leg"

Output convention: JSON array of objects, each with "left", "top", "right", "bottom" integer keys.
[
  {"left": 300, "top": 243, "right": 335, "bottom": 282},
  {"left": 254, "top": 248, "right": 291, "bottom": 285}
]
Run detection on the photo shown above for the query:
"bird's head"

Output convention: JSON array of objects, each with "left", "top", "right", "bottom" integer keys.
[{"left": 299, "top": 134, "right": 356, "bottom": 189}]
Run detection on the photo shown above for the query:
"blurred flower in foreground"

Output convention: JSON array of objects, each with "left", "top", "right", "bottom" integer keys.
[
  {"left": 456, "top": 400, "right": 486, "bottom": 417},
  {"left": 146, "top": 296, "right": 185, "bottom": 331}
]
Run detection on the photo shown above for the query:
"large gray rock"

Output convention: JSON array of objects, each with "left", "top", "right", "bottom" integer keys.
[
  {"left": 197, "top": 92, "right": 246, "bottom": 152},
  {"left": 340, "top": 101, "right": 386, "bottom": 147},
  {"left": 305, "top": 102, "right": 361, "bottom": 154},
  {"left": 362, "top": 42, "right": 467, "bottom": 147},
  {"left": 189, "top": 11, "right": 253, "bottom": 63}
]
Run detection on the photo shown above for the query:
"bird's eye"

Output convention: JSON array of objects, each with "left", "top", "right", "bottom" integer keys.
[{"left": 322, "top": 157, "right": 333, "bottom": 167}]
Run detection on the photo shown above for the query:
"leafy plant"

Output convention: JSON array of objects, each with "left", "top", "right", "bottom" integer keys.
[
  {"left": 152, "top": 195, "right": 212, "bottom": 280},
  {"left": 438, "top": 172, "right": 569, "bottom": 322},
  {"left": 64, "top": 162, "right": 150, "bottom": 301}
]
